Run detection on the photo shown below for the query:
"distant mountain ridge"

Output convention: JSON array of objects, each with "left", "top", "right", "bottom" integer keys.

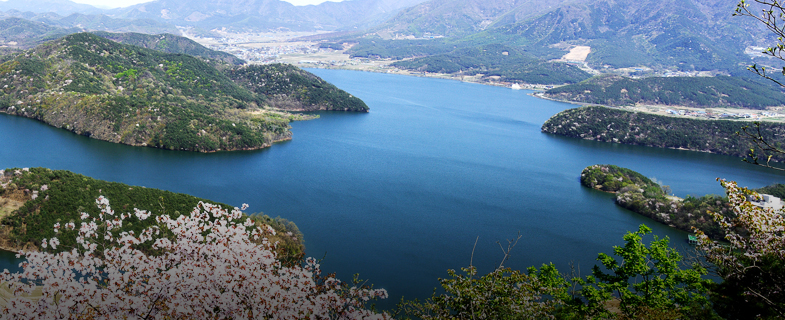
[
  {"left": 0, "top": 0, "right": 102, "bottom": 16},
  {"left": 0, "top": 11, "right": 179, "bottom": 37},
  {"left": 0, "top": 17, "right": 80, "bottom": 48},
  {"left": 0, "top": 16, "right": 182, "bottom": 49},
  {"left": 373, "top": 0, "right": 577, "bottom": 37},
  {"left": 109, "top": 0, "right": 429, "bottom": 32},
  {"left": 345, "top": 0, "right": 773, "bottom": 74}
]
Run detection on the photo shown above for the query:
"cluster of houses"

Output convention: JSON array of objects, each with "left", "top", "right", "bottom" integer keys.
[
  {"left": 206, "top": 43, "right": 320, "bottom": 63},
  {"left": 664, "top": 109, "right": 780, "bottom": 120},
  {"left": 748, "top": 194, "right": 784, "bottom": 211},
  {"left": 690, "top": 193, "right": 783, "bottom": 245}
]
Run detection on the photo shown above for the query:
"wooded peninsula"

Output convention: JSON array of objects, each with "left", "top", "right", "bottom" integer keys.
[
  {"left": 0, "top": 33, "right": 368, "bottom": 153},
  {"left": 542, "top": 106, "right": 785, "bottom": 162}
]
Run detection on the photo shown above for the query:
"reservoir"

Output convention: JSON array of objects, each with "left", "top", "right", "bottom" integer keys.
[{"left": 1, "top": 69, "right": 783, "bottom": 309}]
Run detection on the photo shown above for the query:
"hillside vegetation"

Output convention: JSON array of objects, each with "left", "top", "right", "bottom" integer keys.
[
  {"left": 349, "top": 0, "right": 761, "bottom": 75},
  {"left": 544, "top": 75, "right": 785, "bottom": 109},
  {"left": 0, "top": 167, "right": 304, "bottom": 261},
  {"left": 227, "top": 63, "right": 369, "bottom": 112},
  {"left": 390, "top": 44, "right": 591, "bottom": 84},
  {"left": 92, "top": 31, "right": 245, "bottom": 65},
  {"left": 581, "top": 164, "right": 731, "bottom": 239},
  {"left": 542, "top": 106, "right": 785, "bottom": 161},
  {"left": 0, "top": 33, "right": 366, "bottom": 152},
  {"left": 755, "top": 183, "right": 785, "bottom": 199},
  {"left": 0, "top": 17, "right": 81, "bottom": 48}
]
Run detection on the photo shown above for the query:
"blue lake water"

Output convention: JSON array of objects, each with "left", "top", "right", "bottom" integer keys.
[{"left": 1, "top": 68, "right": 783, "bottom": 309}]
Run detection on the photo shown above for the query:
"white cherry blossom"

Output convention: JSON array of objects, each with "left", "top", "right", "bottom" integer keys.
[{"left": 2, "top": 197, "right": 389, "bottom": 319}]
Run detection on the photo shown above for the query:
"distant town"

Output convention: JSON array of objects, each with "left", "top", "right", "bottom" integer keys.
[{"left": 182, "top": 30, "right": 785, "bottom": 123}]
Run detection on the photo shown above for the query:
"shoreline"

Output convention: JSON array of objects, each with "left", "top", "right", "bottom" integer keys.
[
  {"left": 299, "top": 65, "right": 785, "bottom": 124},
  {"left": 294, "top": 64, "right": 555, "bottom": 91},
  {"left": 0, "top": 111, "right": 294, "bottom": 153}
]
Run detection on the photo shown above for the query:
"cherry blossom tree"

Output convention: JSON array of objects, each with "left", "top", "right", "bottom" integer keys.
[
  {"left": 1, "top": 196, "right": 389, "bottom": 319},
  {"left": 695, "top": 180, "right": 785, "bottom": 317}
]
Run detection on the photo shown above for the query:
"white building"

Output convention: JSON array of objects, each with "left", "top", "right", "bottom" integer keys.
[{"left": 748, "top": 194, "right": 784, "bottom": 211}]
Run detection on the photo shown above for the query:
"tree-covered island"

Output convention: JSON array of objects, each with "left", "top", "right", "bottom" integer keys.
[{"left": 0, "top": 33, "right": 368, "bottom": 152}]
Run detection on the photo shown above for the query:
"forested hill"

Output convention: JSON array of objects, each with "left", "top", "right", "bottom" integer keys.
[
  {"left": 228, "top": 64, "right": 369, "bottom": 112},
  {"left": 92, "top": 31, "right": 245, "bottom": 65},
  {"left": 0, "top": 33, "right": 367, "bottom": 152},
  {"left": 543, "top": 75, "right": 785, "bottom": 109},
  {"left": 542, "top": 106, "right": 785, "bottom": 161},
  {"left": 389, "top": 44, "right": 591, "bottom": 85},
  {"left": 0, "top": 17, "right": 81, "bottom": 49}
]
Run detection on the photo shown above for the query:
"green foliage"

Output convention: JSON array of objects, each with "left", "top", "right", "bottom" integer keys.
[
  {"left": 572, "top": 225, "right": 714, "bottom": 319},
  {"left": 318, "top": 42, "right": 345, "bottom": 50},
  {"left": 248, "top": 213, "right": 305, "bottom": 266},
  {"left": 116, "top": 68, "right": 138, "bottom": 81},
  {"left": 397, "top": 264, "right": 568, "bottom": 319},
  {"left": 0, "top": 17, "right": 81, "bottom": 48},
  {"left": 346, "top": 38, "right": 456, "bottom": 60},
  {"left": 391, "top": 44, "right": 591, "bottom": 85},
  {"left": 56, "top": 33, "right": 258, "bottom": 103},
  {"left": 695, "top": 180, "right": 785, "bottom": 318},
  {"left": 615, "top": 191, "right": 731, "bottom": 240},
  {"left": 0, "top": 168, "right": 228, "bottom": 253},
  {"left": 0, "top": 168, "right": 304, "bottom": 258},
  {"left": 545, "top": 75, "right": 785, "bottom": 109},
  {"left": 397, "top": 225, "right": 715, "bottom": 319},
  {"left": 754, "top": 183, "right": 785, "bottom": 199},
  {"left": 543, "top": 106, "right": 785, "bottom": 162},
  {"left": 0, "top": 32, "right": 369, "bottom": 152},
  {"left": 580, "top": 164, "right": 660, "bottom": 193},
  {"left": 227, "top": 63, "right": 369, "bottom": 112},
  {"left": 91, "top": 31, "right": 245, "bottom": 65},
  {"left": 708, "top": 253, "right": 785, "bottom": 319},
  {"left": 581, "top": 165, "right": 730, "bottom": 239}
]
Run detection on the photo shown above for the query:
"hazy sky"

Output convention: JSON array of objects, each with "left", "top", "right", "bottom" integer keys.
[{"left": 69, "top": 0, "right": 343, "bottom": 9}]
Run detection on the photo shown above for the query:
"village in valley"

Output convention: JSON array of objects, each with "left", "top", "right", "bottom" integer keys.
[{"left": 181, "top": 29, "right": 785, "bottom": 124}]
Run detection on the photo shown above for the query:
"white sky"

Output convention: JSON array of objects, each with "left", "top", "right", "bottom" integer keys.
[{"left": 69, "top": 0, "right": 343, "bottom": 9}]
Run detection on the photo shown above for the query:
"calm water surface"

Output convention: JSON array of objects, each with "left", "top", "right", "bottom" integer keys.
[{"left": 1, "top": 69, "right": 784, "bottom": 308}]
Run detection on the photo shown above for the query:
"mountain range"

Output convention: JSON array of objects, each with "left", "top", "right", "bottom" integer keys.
[
  {"left": 372, "top": 0, "right": 576, "bottom": 37},
  {"left": 1, "top": 0, "right": 782, "bottom": 84},
  {"left": 0, "top": 0, "right": 102, "bottom": 15},
  {"left": 108, "top": 0, "right": 428, "bottom": 32},
  {"left": 343, "top": 0, "right": 776, "bottom": 76},
  {"left": 0, "top": 0, "right": 432, "bottom": 33}
]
